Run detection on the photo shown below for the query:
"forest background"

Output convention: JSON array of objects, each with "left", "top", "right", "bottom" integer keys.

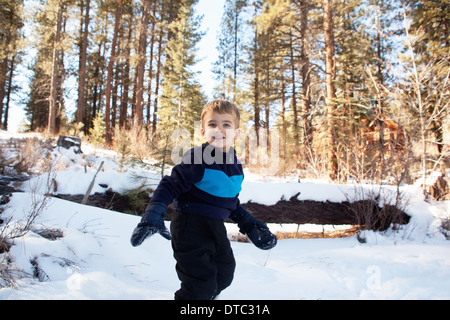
[{"left": 0, "top": 0, "right": 448, "bottom": 189}]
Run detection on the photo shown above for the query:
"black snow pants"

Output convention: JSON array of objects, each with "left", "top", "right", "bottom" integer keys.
[{"left": 171, "top": 210, "right": 236, "bottom": 300}]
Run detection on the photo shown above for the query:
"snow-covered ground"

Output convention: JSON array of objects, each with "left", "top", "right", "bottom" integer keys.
[{"left": 0, "top": 131, "right": 449, "bottom": 300}]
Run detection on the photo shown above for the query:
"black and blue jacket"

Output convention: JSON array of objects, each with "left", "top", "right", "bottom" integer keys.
[{"left": 150, "top": 143, "right": 244, "bottom": 220}]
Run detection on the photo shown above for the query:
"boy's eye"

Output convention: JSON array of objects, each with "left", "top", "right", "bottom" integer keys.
[{"left": 208, "top": 123, "right": 216, "bottom": 128}]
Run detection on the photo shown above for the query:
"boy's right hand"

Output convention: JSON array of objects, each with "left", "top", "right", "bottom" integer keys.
[{"left": 130, "top": 202, "right": 172, "bottom": 247}]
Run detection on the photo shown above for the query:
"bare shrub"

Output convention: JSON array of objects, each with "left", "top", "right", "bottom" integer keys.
[
  {"left": 347, "top": 184, "right": 410, "bottom": 243},
  {"left": 0, "top": 163, "right": 56, "bottom": 287},
  {"left": 441, "top": 217, "right": 450, "bottom": 240},
  {"left": 113, "top": 126, "right": 153, "bottom": 163},
  {"left": 33, "top": 227, "right": 64, "bottom": 241},
  {"left": 0, "top": 252, "right": 25, "bottom": 288},
  {"left": 30, "top": 256, "right": 50, "bottom": 282},
  {"left": 114, "top": 126, "right": 175, "bottom": 180},
  {"left": 0, "top": 137, "right": 55, "bottom": 175}
]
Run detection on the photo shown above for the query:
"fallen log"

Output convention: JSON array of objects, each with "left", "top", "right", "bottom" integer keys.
[
  {"left": 241, "top": 199, "right": 356, "bottom": 225},
  {"left": 54, "top": 190, "right": 410, "bottom": 231},
  {"left": 240, "top": 193, "right": 410, "bottom": 231}
]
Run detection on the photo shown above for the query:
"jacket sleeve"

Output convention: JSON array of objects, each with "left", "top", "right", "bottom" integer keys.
[
  {"left": 230, "top": 200, "right": 250, "bottom": 224},
  {"left": 149, "top": 147, "right": 205, "bottom": 207}
]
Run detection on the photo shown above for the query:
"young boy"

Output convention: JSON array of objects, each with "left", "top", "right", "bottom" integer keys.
[{"left": 130, "top": 100, "right": 277, "bottom": 300}]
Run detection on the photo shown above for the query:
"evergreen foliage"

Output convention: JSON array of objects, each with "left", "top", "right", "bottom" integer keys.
[
  {"left": 1, "top": 0, "right": 448, "bottom": 185},
  {"left": 89, "top": 111, "right": 105, "bottom": 146},
  {"left": 159, "top": 0, "right": 206, "bottom": 135}
]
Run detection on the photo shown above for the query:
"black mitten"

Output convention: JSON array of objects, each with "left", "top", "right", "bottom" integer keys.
[
  {"left": 229, "top": 206, "right": 277, "bottom": 250},
  {"left": 130, "top": 202, "right": 172, "bottom": 247},
  {"left": 246, "top": 220, "right": 278, "bottom": 250}
]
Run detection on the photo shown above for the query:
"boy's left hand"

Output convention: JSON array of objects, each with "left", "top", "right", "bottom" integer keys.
[
  {"left": 246, "top": 220, "right": 277, "bottom": 250},
  {"left": 230, "top": 206, "right": 277, "bottom": 250}
]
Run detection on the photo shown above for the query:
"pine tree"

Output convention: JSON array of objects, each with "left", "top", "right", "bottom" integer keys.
[
  {"left": 213, "top": 0, "right": 247, "bottom": 102},
  {"left": 158, "top": 0, "right": 206, "bottom": 135},
  {"left": 25, "top": 0, "right": 71, "bottom": 133},
  {"left": 252, "top": 0, "right": 292, "bottom": 146},
  {"left": 247, "top": 0, "right": 263, "bottom": 146},
  {"left": 0, "top": 0, "right": 24, "bottom": 129},
  {"left": 48, "top": 0, "right": 70, "bottom": 135},
  {"left": 403, "top": 0, "right": 449, "bottom": 169},
  {"left": 334, "top": 0, "right": 369, "bottom": 109},
  {"left": 25, "top": 51, "right": 51, "bottom": 131},
  {"left": 89, "top": 111, "right": 106, "bottom": 146},
  {"left": 406, "top": 0, "right": 449, "bottom": 63}
]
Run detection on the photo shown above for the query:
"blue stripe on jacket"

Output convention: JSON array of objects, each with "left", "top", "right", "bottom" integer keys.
[{"left": 194, "top": 168, "right": 243, "bottom": 198}]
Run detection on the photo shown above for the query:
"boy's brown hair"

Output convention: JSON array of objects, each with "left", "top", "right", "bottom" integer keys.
[{"left": 201, "top": 100, "right": 240, "bottom": 128}]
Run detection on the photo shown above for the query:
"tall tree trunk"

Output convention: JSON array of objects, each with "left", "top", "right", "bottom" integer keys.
[
  {"left": 0, "top": 57, "right": 8, "bottom": 126},
  {"left": 0, "top": 2, "right": 16, "bottom": 126},
  {"left": 233, "top": 0, "right": 240, "bottom": 99},
  {"left": 112, "top": 60, "right": 120, "bottom": 129},
  {"left": 76, "top": 0, "right": 91, "bottom": 126},
  {"left": 253, "top": 29, "right": 261, "bottom": 146},
  {"left": 323, "top": 0, "right": 338, "bottom": 180},
  {"left": 300, "top": 0, "right": 313, "bottom": 156},
  {"left": 120, "top": 10, "right": 133, "bottom": 129},
  {"left": 135, "top": 0, "right": 153, "bottom": 128},
  {"left": 146, "top": 3, "right": 157, "bottom": 126},
  {"left": 152, "top": 31, "right": 164, "bottom": 135},
  {"left": 3, "top": 55, "right": 15, "bottom": 130},
  {"left": 374, "top": 3, "right": 384, "bottom": 115},
  {"left": 280, "top": 73, "right": 287, "bottom": 167},
  {"left": 104, "top": 0, "right": 123, "bottom": 144},
  {"left": 48, "top": 2, "right": 64, "bottom": 135},
  {"left": 289, "top": 31, "right": 300, "bottom": 159}
]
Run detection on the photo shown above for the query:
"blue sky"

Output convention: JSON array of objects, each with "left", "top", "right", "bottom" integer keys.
[{"left": 193, "top": 0, "right": 226, "bottom": 100}]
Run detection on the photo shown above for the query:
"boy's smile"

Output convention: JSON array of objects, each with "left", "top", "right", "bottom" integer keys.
[{"left": 201, "top": 112, "right": 240, "bottom": 152}]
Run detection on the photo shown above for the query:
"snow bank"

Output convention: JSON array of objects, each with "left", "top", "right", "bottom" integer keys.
[
  {"left": 1, "top": 192, "right": 449, "bottom": 300},
  {"left": 1, "top": 132, "right": 449, "bottom": 300}
]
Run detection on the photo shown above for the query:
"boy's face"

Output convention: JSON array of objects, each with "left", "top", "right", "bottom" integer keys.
[{"left": 201, "top": 111, "right": 240, "bottom": 152}]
